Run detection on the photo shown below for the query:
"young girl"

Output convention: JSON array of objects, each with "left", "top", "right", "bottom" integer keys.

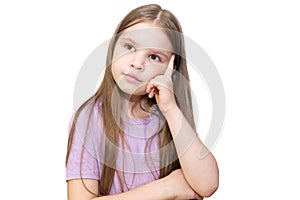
[{"left": 66, "top": 4, "right": 218, "bottom": 200}]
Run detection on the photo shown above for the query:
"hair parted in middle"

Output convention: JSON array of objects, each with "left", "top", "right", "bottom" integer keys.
[{"left": 66, "top": 4, "right": 196, "bottom": 195}]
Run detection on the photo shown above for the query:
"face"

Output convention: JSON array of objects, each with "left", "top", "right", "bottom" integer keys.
[{"left": 111, "top": 22, "right": 173, "bottom": 96}]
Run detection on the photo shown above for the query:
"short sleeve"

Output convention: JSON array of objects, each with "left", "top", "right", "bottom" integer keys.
[{"left": 66, "top": 104, "right": 101, "bottom": 181}]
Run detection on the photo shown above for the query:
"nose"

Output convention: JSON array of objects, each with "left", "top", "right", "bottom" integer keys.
[{"left": 130, "top": 52, "right": 145, "bottom": 71}]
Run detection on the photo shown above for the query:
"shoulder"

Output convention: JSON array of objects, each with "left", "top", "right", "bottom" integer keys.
[
  {"left": 73, "top": 99, "right": 103, "bottom": 131},
  {"left": 69, "top": 100, "right": 104, "bottom": 147},
  {"left": 68, "top": 99, "right": 106, "bottom": 161}
]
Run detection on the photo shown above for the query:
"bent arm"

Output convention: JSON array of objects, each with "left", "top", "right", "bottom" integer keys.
[
  {"left": 164, "top": 106, "right": 219, "bottom": 197},
  {"left": 68, "top": 178, "right": 169, "bottom": 200},
  {"left": 67, "top": 172, "right": 202, "bottom": 200}
]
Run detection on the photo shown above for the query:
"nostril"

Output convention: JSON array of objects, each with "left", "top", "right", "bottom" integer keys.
[
  {"left": 137, "top": 66, "right": 142, "bottom": 70},
  {"left": 131, "top": 64, "right": 144, "bottom": 71},
  {"left": 137, "top": 65, "right": 144, "bottom": 71}
]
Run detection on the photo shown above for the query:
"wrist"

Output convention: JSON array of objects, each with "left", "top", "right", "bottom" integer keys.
[
  {"left": 163, "top": 105, "right": 181, "bottom": 120},
  {"left": 160, "top": 176, "right": 176, "bottom": 199}
]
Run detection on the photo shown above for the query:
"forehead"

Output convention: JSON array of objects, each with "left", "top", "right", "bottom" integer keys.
[{"left": 119, "top": 22, "right": 173, "bottom": 52}]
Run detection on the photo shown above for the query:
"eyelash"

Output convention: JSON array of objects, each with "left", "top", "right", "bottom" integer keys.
[
  {"left": 124, "top": 43, "right": 162, "bottom": 62},
  {"left": 149, "top": 54, "right": 161, "bottom": 62},
  {"left": 124, "top": 43, "right": 135, "bottom": 51}
]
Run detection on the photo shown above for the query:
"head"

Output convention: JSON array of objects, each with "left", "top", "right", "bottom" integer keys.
[
  {"left": 100, "top": 4, "right": 193, "bottom": 120},
  {"left": 67, "top": 4, "right": 195, "bottom": 195},
  {"left": 111, "top": 22, "right": 174, "bottom": 96},
  {"left": 105, "top": 4, "right": 188, "bottom": 98}
]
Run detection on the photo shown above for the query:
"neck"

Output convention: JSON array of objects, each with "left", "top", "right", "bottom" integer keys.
[{"left": 120, "top": 93, "right": 151, "bottom": 119}]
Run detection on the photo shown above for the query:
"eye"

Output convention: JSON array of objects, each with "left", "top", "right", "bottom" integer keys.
[
  {"left": 149, "top": 54, "right": 161, "bottom": 62},
  {"left": 124, "top": 43, "right": 135, "bottom": 51}
]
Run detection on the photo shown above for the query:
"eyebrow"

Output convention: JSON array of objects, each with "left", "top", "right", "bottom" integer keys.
[
  {"left": 120, "top": 37, "right": 138, "bottom": 46},
  {"left": 119, "top": 37, "right": 171, "bottom": 59}
]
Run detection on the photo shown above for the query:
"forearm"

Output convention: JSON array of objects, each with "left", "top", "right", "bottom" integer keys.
[
  {"left": 92, "top": 178, "right": 172, "bottom": 200},
  {"left": 165, "top": 106, "right": 219, "bottom": 197}
]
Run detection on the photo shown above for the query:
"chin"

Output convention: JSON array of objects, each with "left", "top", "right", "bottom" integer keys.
[{"left": 117, "top": 85, "right": 147, "bottom": 97}]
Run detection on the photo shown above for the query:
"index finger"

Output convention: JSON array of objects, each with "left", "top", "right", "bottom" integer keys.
[{"left": 164, "top": 54, "right": 175, "bottom": 77}]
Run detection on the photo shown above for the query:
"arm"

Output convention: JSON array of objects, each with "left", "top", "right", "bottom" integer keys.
[
  {"left": 67, "top": 170, "right": 202, "bottom": 200},
  {"left": 67, "top": 178, "right": 167, "bottom": 200},
  {"left": 66, "top": 104, "right": 201, "bottom": 199},
  {"left": 146, "top": 55, "right": 219, "bottom": 197},
  {"left": 164, "top": 106, "right": 219, "bottom": 197}
]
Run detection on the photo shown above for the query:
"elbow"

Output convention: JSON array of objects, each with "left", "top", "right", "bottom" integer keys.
[
  {"left": 195, "top": 179, "right": 219, "bottom": 198},
  {"left": 199, "top": 184, "right": 218, "bottom": 198}
]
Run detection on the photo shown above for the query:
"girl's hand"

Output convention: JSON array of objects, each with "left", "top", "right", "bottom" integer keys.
[
  {"left": 163, "top": 169, "right": 203, "bottom": 200},
  {"left": 146, "top": 55, "right": 178, "bottom": 115}
]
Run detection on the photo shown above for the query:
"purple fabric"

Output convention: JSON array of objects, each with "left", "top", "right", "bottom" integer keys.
[{"left": 66, "top": 102, "right": 163, "bottom": 194}]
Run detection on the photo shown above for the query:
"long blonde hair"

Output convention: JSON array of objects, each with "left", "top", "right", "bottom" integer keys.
[{"left": 66, "top": 4, "right": 195, "bottom": 195}]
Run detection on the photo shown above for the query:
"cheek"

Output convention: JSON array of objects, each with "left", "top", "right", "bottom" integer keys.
[
  {"left": 111, "top": 63, "right": 117, "bottom": 76},
  {"left": 111, "top": 63, "right": 121, "bottom": 83},
  {"left": 145, "top": 65, "right": 167, "bottom": 80},
  {"left": 111, "top": 58, "right": 125, "bottom": 78}
]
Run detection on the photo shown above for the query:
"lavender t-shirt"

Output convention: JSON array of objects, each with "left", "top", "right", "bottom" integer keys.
[{"left": 66, "top": 102, "right": 163, "bottom": 194}]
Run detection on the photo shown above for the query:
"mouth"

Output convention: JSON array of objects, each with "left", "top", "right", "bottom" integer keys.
[{"left": 124, "top": 73, "right": 142, "bottom": 82}]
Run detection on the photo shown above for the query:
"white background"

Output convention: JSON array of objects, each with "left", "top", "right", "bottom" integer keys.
[{"left": 0, "top": 0, "right": 299, "bottom": 199}]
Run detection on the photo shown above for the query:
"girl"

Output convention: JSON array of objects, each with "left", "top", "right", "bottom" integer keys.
[{"left": 66, "top": 4, "right": 218, "bottom": 200}]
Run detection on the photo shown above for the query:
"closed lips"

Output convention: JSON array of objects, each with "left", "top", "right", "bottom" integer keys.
[{"left": 124, "top": 73, "right": 142, "bottom": 82}]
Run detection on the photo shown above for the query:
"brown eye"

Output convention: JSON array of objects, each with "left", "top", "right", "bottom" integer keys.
[{"left": 149, "top": 54, "right": 161, "bottom": 62}]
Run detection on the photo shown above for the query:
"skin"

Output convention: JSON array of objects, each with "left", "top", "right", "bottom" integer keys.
[
  {"left": 111, "top": 23, "right": 173, "bottom": 96},
  {"left": 111, "top": 22, "right": 173, "bottom": 118},
  {"left": 67, "top": 22, "right": 219, "bottom": 199}
]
